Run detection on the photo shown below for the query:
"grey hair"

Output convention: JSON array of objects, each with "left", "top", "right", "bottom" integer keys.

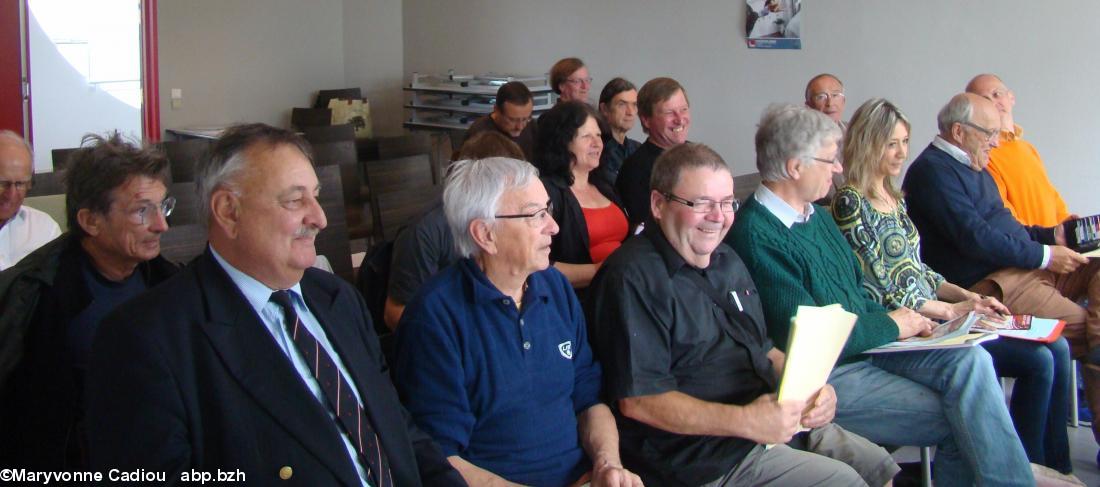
[
  {"left": 755, "top": 103, "right": 842, "bottom": 182},
  {"left": 195, "top": 123, "right": 312, "bottom": 227},
  {"left": 443, "top": 157, "right": 539, "bottom": 258},
  {"left": 195, "top": 151, "right": 248, "bottom": 227},
  {"left": 0, "top": 129, "right": 34, "bottom": 162},
  {"left": 937, "top": 94, "right": 974, "bottom": 134}
]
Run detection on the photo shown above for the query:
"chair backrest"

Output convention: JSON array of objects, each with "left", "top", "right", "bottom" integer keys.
[
  {"left": 375, "top": 133, "right": 433, "bottom": 160},
  {"left": 51, "top": 148, "right": 79, "bottom": 171},
  {"left": 159, "top": 223, "right": 208, "bottom": 266},
  {"left": 733, "top": 172, "right": 762, "bottom": 205},
  {"left": 161, "top": 138, "right": 212, "bottom": 183},
  {"left": 314, "top": 88, "right": 363, "bottom": 109},
  {"left": 28, "top": 170, "right": 66, "bottom": 197},
  {"left": 168, "top": 181, "right": 201, "bottom": 227},
  {"left": 375, "top": 187, "right": 441, "bottom": 242},
  {"left": 364, "top": 154, "right": 436, "bottom": 241},
  {"left": 364, "top": 154, "right": 434, "bottom": 194},
  {"left": 291, "top": 107, "right": 332, "bottom": 130},
  {"left": 314, "top": 164, "right": 354, "bottom": 282},
  {"left": 305, "top": 126, "right": 357, "bottom": 188}
]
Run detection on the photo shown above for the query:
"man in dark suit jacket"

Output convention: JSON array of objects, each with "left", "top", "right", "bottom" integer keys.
[{"left": 86, "top": 123, "right": 464, "bottom": 486}]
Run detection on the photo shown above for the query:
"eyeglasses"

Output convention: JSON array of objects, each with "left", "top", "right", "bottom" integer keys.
[
  {"left": 810, "top": 92, "right": 845, "bottom": 103},
  {"left": 123, "top": 196, "right": 176, "bottom": 226},
  {"left": 0, "top": 179, "right": 33, "bottom": 193},
  {"left": 564, "top": 77, "right": 593, "bottom": 86},
  {"left": 961, "top": 121, "right": 999, "bottom": 142},
  {"left": 810, "top": 156, "right": 840, "bottom": 166},
  {"left": 499, "top": 114, "right": 533, "bottom": 126},
  {"left": 664, "top": 193, "right": 740, "bottom": 214},
  {"left": 495, "top": 200, "right": 553, "bottom": 227}
]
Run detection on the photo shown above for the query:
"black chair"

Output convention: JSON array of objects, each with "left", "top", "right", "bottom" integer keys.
[
  {"left": 51, "top": 148, "right": 79, "bottom": 171},
  {"left": 291, "top": 107, "right": 332, "bottom": 130},
  {"left": 161, "top": 139, "right": 211, "bottom": 183},
  {"left": 314, "top": 165, "right": 354, "bottom": 282},
  {"left": 314, "top": 88, "right": 363, "bottom": 109},
  {"left": 159, "top": 223, "right": 208, "bottom": 266},
  {"left": 364, "top": 154, "right": 436, "bottom": 241},
  {"left": 167, "top": 181, "right": 200, "bottom": 227},
  {"left": 27, "top": 170, "right": 66, "bottom": 197},
  {"left": 304, "top": 125, "right": 372, "bottom": 241}
]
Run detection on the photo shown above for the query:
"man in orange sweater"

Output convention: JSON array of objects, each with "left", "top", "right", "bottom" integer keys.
[{"left": 965, "top": 74, "right": 1074, "bottom": 227}]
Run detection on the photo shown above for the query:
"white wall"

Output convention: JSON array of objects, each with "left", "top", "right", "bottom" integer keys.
[
  {"left": 403, "top": 0, "right": 1100, "bottom": 215},
  {"left": 157, "top": 0, "right": 347, "bottom": 130}
]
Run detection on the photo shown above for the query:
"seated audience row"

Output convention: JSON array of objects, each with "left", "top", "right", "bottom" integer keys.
[
  {"left": 1, "top": 59, "right": 1093, "bottom": 486},
  {"left": 834, "top": 96, "right": 1072, "bottom": 473}
]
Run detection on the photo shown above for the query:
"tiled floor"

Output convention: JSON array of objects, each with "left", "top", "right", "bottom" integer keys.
[
  {"left": 1069, "top": 424, "right": 1099, "bottom": 486},
  {"left": 891, "top": 379, "right": 1100, "bottom": 486}
]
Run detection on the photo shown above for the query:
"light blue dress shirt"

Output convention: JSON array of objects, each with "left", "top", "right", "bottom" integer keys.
[
  {"left": 753, "top": 183, "right": 815, "bottom": 228},
  {"left": 210, "top": 247, "right": 372, "bottom": 486}
]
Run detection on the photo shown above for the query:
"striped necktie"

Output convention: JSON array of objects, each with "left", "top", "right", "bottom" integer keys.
[{"left": 271, "top": 290, "right": 392, "bottom": 486}]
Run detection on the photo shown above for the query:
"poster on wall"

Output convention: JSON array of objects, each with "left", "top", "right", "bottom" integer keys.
[{"left": 745, "top": 0, "right": 801, "bottom": 49}]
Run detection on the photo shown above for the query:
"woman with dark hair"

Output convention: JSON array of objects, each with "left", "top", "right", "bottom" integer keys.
[
  {"left": 535, "top": 101, "right": 628, "bottom": 289},
  {"left": 832, "top": 98, "right": 1077, "bottom": 480}
]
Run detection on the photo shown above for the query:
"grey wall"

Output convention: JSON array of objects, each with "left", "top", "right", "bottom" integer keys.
[
  {"left": 343, "top": 0, "right": 405, "bottom": 137},
  {"left": 403, "top": 0, "right": 1100, "bottom": 215},
  {"left": 157, "top": 0, "right": 347, "bottom": 130}
]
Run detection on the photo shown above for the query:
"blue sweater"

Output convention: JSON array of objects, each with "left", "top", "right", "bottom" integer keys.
[
  {"left": 394, "top": 259, "right": 601, "bottom": 487},
  {"left": 902, "top": 144, "right": 1055, "bottom": 288}
]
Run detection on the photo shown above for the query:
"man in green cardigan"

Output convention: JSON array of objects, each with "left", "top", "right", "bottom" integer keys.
[{"left": 725, "top": 103, "right": 1032, "bottom": 486}]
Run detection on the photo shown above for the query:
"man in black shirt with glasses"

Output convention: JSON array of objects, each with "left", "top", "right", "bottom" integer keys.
[{"left": 586, "top": 142, "right": 897, "bottom": 487}]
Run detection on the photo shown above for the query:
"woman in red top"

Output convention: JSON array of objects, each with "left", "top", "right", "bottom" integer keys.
[{"left": 535, "top": 101, "right": 629, "bottom": 290}]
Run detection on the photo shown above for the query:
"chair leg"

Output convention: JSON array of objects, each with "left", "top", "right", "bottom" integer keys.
[
  {"left": 1071, "top": 359, "right": 1079, "bottom": 427},
  {"left": 920, "top": 446, "right": 932, "bottom": 487}
]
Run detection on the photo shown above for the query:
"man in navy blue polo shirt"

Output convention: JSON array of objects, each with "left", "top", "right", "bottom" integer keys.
[{"left": 394, "top": 157, "right": 641, "bottom": 487}]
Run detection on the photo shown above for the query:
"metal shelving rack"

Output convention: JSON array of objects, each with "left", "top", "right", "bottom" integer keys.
[{"left": 403, "top": 71, "right": 556, "bottom": 131}]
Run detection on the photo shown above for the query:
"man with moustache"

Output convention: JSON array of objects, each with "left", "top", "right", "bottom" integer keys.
[
  {"left": 0, "top": 130, "right": 61, "bottom": 270},
  {"left": 616, "top": 77, "right": 692, "bottom": 230},
  {"left": 904, "top": 93, "right": 1100, "bottom": 460},
  {"left": 394, "top": 157, "right": 641, "bottom": 487},
  {"left": 596, "top": 77, "right": 641, "bottom": 184},
  {"left": 86, "top": 124, "right": 464, "bottom": 486},
  {"left": 0, "top": 133, "right": 178, "bottom": 470},
  {"left": 588, "top": 142, "right": 896, "bottom": 486},
  {"left": 464, "top": 81, "right": 538, "bottom": 161},
  {"left": 729, "top": 103, "right": 1034, "bottom": 486}
]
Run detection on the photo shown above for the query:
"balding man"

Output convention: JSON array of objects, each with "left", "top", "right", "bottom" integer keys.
[
  {"left": 966, "top": 74, "right": 1073, "bottom": 227},
  {"left": 904, "top": 93, "right": 1100, "bottom": 455},
  {"left": 0, "top": 131, "right": 60, "bottom": 270},
  {"left": 805, "top": 74, "right": 847, "bottom": 129},
  {"left": 86, "top": 124, "right": 463, "bottom": 486}
]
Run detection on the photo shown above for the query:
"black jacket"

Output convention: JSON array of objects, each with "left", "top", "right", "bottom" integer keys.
[
  {"left": 0, "top": 233, "right": 179, "bottom": 469},
  {"left": 86, "top": 250, "right": 465, "bottom": 486},
  {"left": 541, "top": 174, "right": 627, "bottom": 266}
]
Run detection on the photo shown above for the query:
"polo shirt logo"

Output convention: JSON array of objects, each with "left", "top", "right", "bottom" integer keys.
[{"left": 558, "top": 341, "right": 573, "bottom": 359}]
